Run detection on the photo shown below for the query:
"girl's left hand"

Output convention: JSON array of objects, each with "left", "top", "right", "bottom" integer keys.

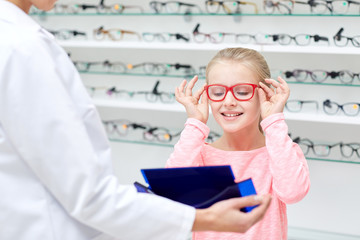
[{"left": 258, "top": 76, "right": 290, "bottom": 120}]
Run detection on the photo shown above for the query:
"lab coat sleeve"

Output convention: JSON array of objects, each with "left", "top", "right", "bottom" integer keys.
[{"left": 0, "top": 34, "right": 195, "bottom": 240}]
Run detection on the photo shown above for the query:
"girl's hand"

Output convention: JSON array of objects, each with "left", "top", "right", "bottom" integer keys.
[
  {"left": 175, "top": 75, "right": 209, "bottom": 124},
  {"left": 258, "top": 76, "right": 290, "bottom": 120}
]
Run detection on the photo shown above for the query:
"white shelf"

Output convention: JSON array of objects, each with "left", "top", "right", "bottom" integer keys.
[
  {"left": 288, "top": 227, "right": 360, "bottom": 240},
  {"left": 92, "top": 99, "right": 360, "bottom": 125},
  {"left": 59, "top": 41, "right": 360, "bottom": 54},
  {"left": 92, "top": 98, "right": 185, "bottom": 112},
  {"left": 284, "top": 112, "right": 360, "bottom": 125}
]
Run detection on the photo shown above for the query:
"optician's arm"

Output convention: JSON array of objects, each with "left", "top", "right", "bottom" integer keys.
[{"left": 0, "top": 33, "right": 195, "bottom": 240}]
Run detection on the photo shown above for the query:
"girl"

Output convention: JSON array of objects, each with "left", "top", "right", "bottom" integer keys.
[{"left": 166, "top": 47, "right": 310, "bottom": 240}]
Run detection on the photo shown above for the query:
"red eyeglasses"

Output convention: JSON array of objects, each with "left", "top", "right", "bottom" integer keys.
[{"left": 204, "top": 83, "right": 258, "bottom": 102}]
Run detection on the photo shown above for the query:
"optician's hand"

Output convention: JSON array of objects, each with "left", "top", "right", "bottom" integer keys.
[
  {"left": 175, "top": 75, "right": 209, "bottom": 124},
  {"left": 258, "top": 76, "right": 290, "bottom": 120},
  {"left": 192, "top": 194, "right": 272, "bottom": 233}
]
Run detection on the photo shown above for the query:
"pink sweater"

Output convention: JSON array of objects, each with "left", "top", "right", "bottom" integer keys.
[{"left": 166, "top": 113, "right": 310, "bottom": 240}]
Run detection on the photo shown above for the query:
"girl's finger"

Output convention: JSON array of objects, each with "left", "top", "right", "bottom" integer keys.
[
  {"left": 193, "top": 83, "right": 206, "bottom": 100},
  {"left": 200, "top": 90, "right": 209, "bottom": 105},
  {"left": 277, "top": 76, "right": 290, "bottom": 92},
  {"left": 178, "top": 79, "right": 187, "bottom": 94},
  {"left": 259, "top": 81, "right": 275, "bottom": 98},
  {"left": 264, "top": 78, "right": 280, "bottom": 89},
  {"left": 185, "top": 75, "right": 198, "bottom": 96}
]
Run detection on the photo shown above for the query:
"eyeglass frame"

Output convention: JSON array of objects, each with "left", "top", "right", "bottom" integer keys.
[
  {"left": 285, "top": 100, "right": 319, "bottom": 112},
  {"left": 204, "top": 83, "right": 258, "bottom": 102},
  {"left": 323, "top": 99, "right": 360, "bottom": 116},
  {"left": 149, "top": 1, "right": 203, "bottom": 14},
  {"left": 263, "top": 0, "right": 295, "bottom": 14},
  {"left": 93, "top": 26, "right": 141, "bottom": 41},
  {"left": 204, "top": 0, "right": 259, "bottom": 14}
]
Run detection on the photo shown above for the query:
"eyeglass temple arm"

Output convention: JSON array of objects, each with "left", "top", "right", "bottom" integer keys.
[
  {"left": 175, "top": 33, "right": 190, "bottom": 41},
  {"left": 151, "top": 80, "right": 160, "bottom": 94},
  {"left": 240, "top": 1, "right": 259, "bottom": 14},
  {"left": 193, "top": 23, "right": 200, "bottom": 34},
  {"left": 122, "top": 5, "right": 144, "bottom": 13},
  {"left": 122, "top": 30, "right": 142, "bottom": 39},
  {"left": 334, "top": 27, "right": 344, "bottom": 40}
]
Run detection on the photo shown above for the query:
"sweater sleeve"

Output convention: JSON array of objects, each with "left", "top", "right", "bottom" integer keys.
[
  {"left": 261, "top": 113, "right": 310, "bottom": 204},
  {"left": 166, "top": 118, "right": 210, "bottom": 168}
]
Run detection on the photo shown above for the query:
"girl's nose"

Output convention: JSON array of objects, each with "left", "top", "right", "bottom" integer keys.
[{"left": 223, "top": 90, "right": 237, "bottom": 107}]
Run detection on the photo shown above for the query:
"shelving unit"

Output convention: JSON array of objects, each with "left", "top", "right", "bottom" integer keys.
[{"left": 33, "top": 0, "right": 360, "bottom": 238}]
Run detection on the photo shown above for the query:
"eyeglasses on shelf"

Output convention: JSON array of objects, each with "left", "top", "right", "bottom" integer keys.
[
  {"left": 192, "top": 23, "right": 236, "bottom": 43},
  {"left": 47, "top": 29, "right": 87, "bottom": 40},
  {"left": 136, "top": 80, "right": 176, "bottom": 103},
  {"left": 323, "top": 99, "right": 360, "bottom": 116},
  {"left": 142, "top": 32, "right": 190, "bottom": 42},
  {"left": 149, "top": 1, "right": 203, "bottom": 14},
  {"left": 293, "top": 0, "right": 360, "bottom": 14},
  {"left": 293, "top": 137, "right": 341, "bottom": 157},
  {"left": 285, "top": 100, "right": 319, "bottom": 112},
  {"left": 52, "top": 0, "right": 143, "bottom": 14},
  {"left": 103, "top": 119, "right": 150, "bottom": 136},
  {"left": 205, "top": 0, "right": 259, "bottom": 14},
  {"left": 269, "top": 33, "right": 329, "bottom": 46},
  {"left": 73, "top": 60, "right": 127, "bottom": 73},
  {"left": 333, "top": 28, "right": 360, "bottom": 48},
  {"left": 340, "top": 142, "right": 360, "bottom": 159},
  {"left": 93, "top": 26, "right": 141, "bottom": 41},
  {"left": 106, "top": 87, "right": 136, "bottom": 99},
  {"left": 127, "top": 62, "right": 195, "bottom": 76},
  {"left": 284, "top": 69, "right": 340, "bottom": 83},
  {"left": 263, "top": 0, "right": 295, "bottom": 14}
]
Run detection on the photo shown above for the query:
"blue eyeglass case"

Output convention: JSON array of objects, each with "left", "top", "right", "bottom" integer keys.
[{"left": 134, "top": 165, "right": 258, "bottom": 212}]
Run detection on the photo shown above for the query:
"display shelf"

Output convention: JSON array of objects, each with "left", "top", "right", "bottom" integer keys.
[
  {"left": 80, "top": 71, "right": 360, "bottom": 87},
  {"left": 284, "top": 80, "right": 360, "bottom": 87},
  {"left": 288, "top": 226, "right": 360, "bottom": 240},
  {"left": 60, "top": 41, "right": 360, "bottom": 55},
  {"left": 109, "top": 138, "right": 174, "bottom": 148},
  {"left": 284, "top": 112, "right": 360, "bottom": 125},
  {"left": 107, "top": 138, "right": 360, "bottom": 165},
  {"left": 30, "top": 12, "right": 360, "bottom": 17},
  {"left": 92, "top": 99, "right": 360, "bottom": 125},
  {"left": 79, "top": 71, "right": 196, "bottom": 79},
  {"left": 92, "top": 98, "right": 184, "bottom": 112}
]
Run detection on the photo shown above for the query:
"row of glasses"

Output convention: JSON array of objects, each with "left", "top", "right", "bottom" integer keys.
[
  {"left": 283, "top": 69, "right": 360, "bottom": 84},
  {"left": 73, "top": 59, "right": 196, "bottom": 76},
  {"left": 48, "top": 25, "right": 359, "bottom": 48},
  {"left": 52, "top": 0, "right": 144, "bottom": 14},
  {"left": 192, "top": 23, "right": 329, "bottom": 45},
  {"left": 103, "top": 119, "right": 179, "bottom": 143},
  {"left": 93, "top": 26, "right": 190, "bottom": 43},
  {"left": 103, "top": 119, "right": 221, "bottom": 143},
  {"left": 292, "top": 136, "right": 360, "bottom": 161},
  {"left": 286, "top": 99, "right": 360, "bottom": 116},
  {"left": 264, "top": 0, "right": 360, "bottom": 14},
  {"left": 106, "top": 80, "right": 176, "bottom": 103}
]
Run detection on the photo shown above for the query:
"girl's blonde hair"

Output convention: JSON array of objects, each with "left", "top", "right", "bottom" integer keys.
[{"left": 205, "top": 47, "right": 271, "bottom": 85}]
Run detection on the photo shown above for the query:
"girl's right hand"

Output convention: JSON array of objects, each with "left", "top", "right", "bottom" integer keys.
[{"left": 175, "top": 75, "right": 209, "bottom": 124}]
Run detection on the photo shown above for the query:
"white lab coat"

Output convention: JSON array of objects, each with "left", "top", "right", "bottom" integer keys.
[{"left": 0, "top": 1, "right": 195, "bottom": 240}]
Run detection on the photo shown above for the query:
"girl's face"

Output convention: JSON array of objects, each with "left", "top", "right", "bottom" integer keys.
[{"left": 207, "top": 60, "right": 261, "bottom": 134}]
